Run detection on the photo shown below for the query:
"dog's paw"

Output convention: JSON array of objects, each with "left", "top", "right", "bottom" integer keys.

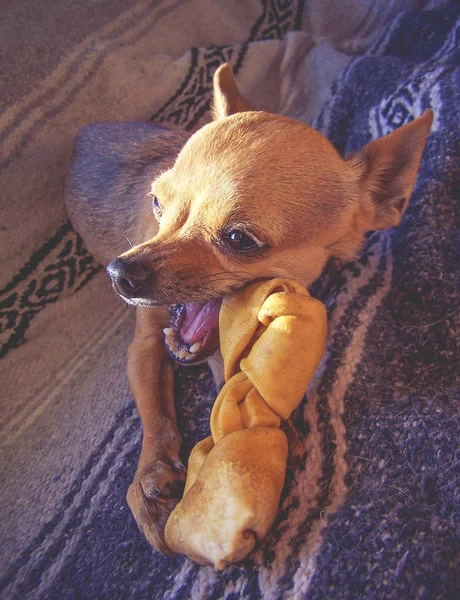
[{"left": 127, "top": 457, "right": 186, "bottom": 553}]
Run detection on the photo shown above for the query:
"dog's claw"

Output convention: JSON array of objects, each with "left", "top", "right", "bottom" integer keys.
[
  {"left": 172, "top": 459, "right": 187, "bottom": 474},
  {"left": 139, "top": 459, "right": 185, "bottom": 500}
]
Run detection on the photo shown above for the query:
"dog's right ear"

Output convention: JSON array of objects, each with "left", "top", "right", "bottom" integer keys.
[
  {"left": 212, "top": 63, "right": 252, "bottom": 119},
  {"left": 348, "top": 110, "right": 433, "bottom": 230}
]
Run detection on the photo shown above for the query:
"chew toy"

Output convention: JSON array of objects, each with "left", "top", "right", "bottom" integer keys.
[{"left": 165, "top": 278, "right": 327, "bottom": 569}]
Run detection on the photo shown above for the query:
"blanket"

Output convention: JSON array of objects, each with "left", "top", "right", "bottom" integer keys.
[{"left": 0, "top": 1, "right": 458, "bottom": 598}]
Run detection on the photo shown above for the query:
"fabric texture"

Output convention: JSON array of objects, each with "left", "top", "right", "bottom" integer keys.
[{"left": 0, "top": 1, "right": 458, "bottom": 598}]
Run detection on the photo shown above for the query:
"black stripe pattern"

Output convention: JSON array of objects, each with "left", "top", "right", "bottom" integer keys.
[{"left": 0, "top": 222, "right": 101, "bottom": 359}]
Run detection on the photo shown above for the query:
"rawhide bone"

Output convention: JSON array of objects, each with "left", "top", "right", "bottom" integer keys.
[{"left": 165, "top": 278, "right": 327, "bottom": 569}]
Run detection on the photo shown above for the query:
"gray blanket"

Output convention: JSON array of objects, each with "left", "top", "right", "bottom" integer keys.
[{"left": 0, "top": 1, "right": 458, "bottom": 598}]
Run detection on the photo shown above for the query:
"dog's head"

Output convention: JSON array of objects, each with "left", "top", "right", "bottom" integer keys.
[{"left": 107, "top": 64, "right": 433, "bottom": 364}]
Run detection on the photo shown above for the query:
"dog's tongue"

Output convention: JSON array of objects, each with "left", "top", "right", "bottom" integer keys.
[{"left": 180, "top": 299, "right": 222, "bottom": 344}]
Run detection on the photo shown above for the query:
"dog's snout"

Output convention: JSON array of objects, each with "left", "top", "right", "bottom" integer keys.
[{"left": 106, "top": 257, "right": 152, "bottom": 299}]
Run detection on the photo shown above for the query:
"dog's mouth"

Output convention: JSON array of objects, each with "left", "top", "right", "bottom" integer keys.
[{"left": 163, "top": 298, "right": 222, "bottom": 364}]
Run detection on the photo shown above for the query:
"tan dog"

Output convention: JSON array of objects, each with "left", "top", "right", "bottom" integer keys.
[{"left": 65, "top": 63, "right": 432, "bottom": 553}]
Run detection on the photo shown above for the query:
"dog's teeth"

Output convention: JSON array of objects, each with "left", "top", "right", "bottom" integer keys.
[
  {"left": 163, "top": 328, "right": 174, "bottom": 337},
  {"left": 189, "top": 341, "right": 202, "bottom": 354}
]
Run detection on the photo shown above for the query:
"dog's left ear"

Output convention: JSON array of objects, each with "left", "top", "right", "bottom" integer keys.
[
  {"left": 349, "top": 109, "right": 433, "bottom": 229},
  {"left": 212, "top": 63, "right": 252, "bottom": 119}
]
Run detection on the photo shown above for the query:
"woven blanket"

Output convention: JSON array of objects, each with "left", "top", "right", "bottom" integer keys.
[{"left": 0, "top": 1, "right": 458, "bottom": 598}]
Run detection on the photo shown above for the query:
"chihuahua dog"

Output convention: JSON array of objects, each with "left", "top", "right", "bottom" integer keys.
[{"left": 65, "top": 64, "right": 433, "bottom": 553}]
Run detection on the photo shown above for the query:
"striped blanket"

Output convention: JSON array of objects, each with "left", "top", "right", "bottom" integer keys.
[{"left": 1, "top": 1, "right": 458, "bottom": 598}]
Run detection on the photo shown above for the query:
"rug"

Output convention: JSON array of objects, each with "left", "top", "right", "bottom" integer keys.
[{"left": 0, "top": 1, "right": 458, "bottom": 598}]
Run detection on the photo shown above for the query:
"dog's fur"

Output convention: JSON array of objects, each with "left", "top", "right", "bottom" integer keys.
[{"left": 65, "top": 64, "right": 433, "bottom": 553}]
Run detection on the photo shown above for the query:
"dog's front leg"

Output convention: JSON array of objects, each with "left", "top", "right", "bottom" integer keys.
[{"left": 126, "top": 306, "right": 185, "bottom": 553}]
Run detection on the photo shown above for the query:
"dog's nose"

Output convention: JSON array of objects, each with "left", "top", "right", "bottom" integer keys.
[{"left": 106, "top": 257, "right": 149, "bottom": 298}]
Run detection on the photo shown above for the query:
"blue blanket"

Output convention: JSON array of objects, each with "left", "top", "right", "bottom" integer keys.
[{"left": 1, "top": 2, "right": 458, "bottom": 598}]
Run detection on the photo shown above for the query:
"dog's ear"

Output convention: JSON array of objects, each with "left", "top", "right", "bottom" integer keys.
[
  {"left": 212, "top": 63, "right": 252, "bottom": 119},
  {"left": 349, "top": 110, "right": 433, "bottom": 229}
]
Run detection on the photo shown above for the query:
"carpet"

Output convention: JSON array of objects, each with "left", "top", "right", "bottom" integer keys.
[{"left": 0, "top": 1, "right": 458, "bottom": 598}]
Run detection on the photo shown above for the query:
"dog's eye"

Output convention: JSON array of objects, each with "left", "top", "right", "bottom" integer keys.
[
  {"left": 226, "top": 229, "right": 259, "bottom": 251},
  {"left": 152, "top": 196, "right": 162, "bottom": 218}
]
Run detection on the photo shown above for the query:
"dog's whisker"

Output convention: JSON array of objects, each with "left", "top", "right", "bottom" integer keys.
[{"left": 122, "top": 233, "right": 134, "bottom": 249}]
